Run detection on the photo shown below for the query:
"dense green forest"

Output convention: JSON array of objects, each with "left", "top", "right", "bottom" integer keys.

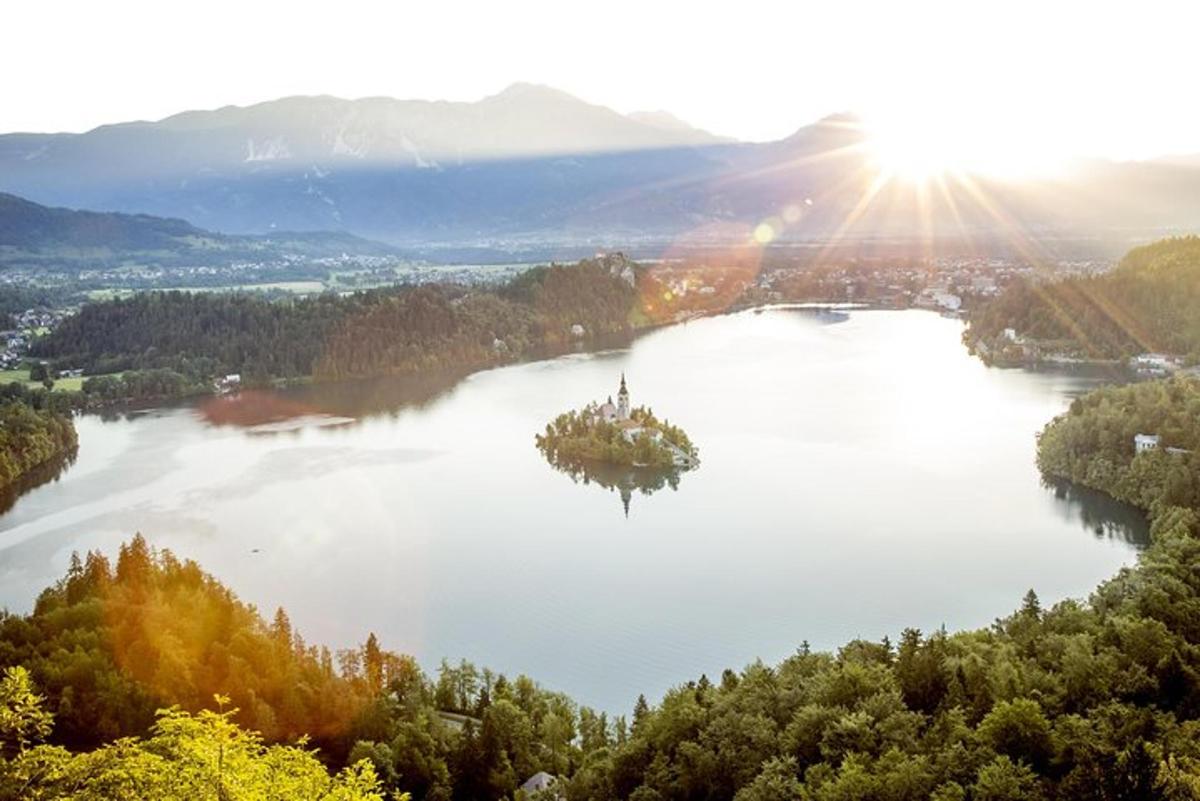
[
  {"left": 965, "top": 236, "right": 1200, "bottom": 363},
  {"left": 31, "top": 254, "right": 644, "bottom": 397},
  {"left": 77, "top": 369, "right": 213, "bottom": 404},
  {"left": 0, "top": 666, "right": 386, "bottom": 800},
  {"left": 0, "top": 537, "right": 618, "bottom": 800},
  {"left": 1037, "top": 377, "right": 1200, "bottom": 517},
  {"left": 0, "top": 389, "right": 76, "bottom": 490}
]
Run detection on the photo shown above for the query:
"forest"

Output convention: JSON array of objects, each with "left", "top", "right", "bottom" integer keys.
[
  {"left": 0, "top": 388, "right": 77, "bottom": 490},
  {"left": 0, "top": 537, "right": 613, "bottom": 800},
  {"left": 0, "top": 667, "right": 385, "bottom": 801},
  {"left": 30, "top": 254, "right": 644, "bottom": 399},
  {"left": 1037, "top": 376, "right": 1200, "bottom": 517},
  {"left": 964, "top": 236, "right": 1200, "bottom": 364}
]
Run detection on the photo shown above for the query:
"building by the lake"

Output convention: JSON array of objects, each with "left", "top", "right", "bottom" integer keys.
[
  {"left": 1135, "top": 433, "right": 1161, "bottom": 453},
  {"left": 592, "top": 374, "right": 696, "bottom": 468},
  {"left": 596, "top": 373, "right": 632, "bottom": 424}
]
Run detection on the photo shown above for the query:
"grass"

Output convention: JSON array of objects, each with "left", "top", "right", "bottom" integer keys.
[
  {"left": 0, "top": 369, "right": 117, "bottom": 393},
  {"left": 88, "top": 281, "right": 330, "bottom": 298},
  {"left": 85, "top": 289, "right": 135, "bottom": 301},
  {"left": 0, "top": 369, "right": 38, "bottom": 387}
]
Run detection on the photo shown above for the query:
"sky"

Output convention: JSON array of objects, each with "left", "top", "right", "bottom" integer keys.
[{"left": 3, "top": 0, "right": 1199, "bottom": 163}]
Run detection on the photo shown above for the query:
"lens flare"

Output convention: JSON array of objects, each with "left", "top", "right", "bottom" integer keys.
[{"left": 753, "top": 222, "right": 776, "bottom": 244}]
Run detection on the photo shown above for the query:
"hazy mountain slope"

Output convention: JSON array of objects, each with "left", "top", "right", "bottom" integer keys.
[
  {"left": 965, "top": 235, "right": 1200, "bottom": 361},
  {"left": 0, "top": 192, "right": 396, "bottom": 268},
  {"left": 0, "top": 192, "right": 201, "bottom": 249},
  {"left": 0, "top": 84, "right": 727, "bottom": 177},
  {"left": 626, "top": 110, "right": 733, "bottom": 144}
]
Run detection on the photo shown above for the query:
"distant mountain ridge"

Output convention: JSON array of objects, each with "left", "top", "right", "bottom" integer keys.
[
  {"left": 0, "top": 192, "right": 395, "bottom": 269},
  {"left": 7, "top": 83, "right": 728, "bottom": 172},
  {"left": 2, "top": 85, "right": 1200, "bottom": 245}
]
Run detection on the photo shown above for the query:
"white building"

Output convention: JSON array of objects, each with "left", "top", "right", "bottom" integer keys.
[
  {"left": 520, "top": 772, "right": 562, "bottom": 798},
  {"left": 215, "top": 373, "right": 242, "bottom": 394},
  {"left": 933, "top": 291, "right": 962, "bottom": 312},
  {"left": 593, "top": 374, "right": 632, "bottom": 424},
  {"left": 621, "top": 426, "right": 661, "bottom": 444},
  {"left": 1135, "top": 434, "right": 1161, "bottom": 453},
  {"left": 1130, "top": 353, "right": 1179, "bottom": 375}
]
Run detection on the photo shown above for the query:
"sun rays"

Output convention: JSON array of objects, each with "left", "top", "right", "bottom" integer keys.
[{"left": 620, "top": 111, "right": 1153, "bottom": 363}]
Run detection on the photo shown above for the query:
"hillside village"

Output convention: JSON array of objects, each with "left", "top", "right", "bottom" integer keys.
[{"left": 0, "top": 307, "right": 69, "bottom": 371}]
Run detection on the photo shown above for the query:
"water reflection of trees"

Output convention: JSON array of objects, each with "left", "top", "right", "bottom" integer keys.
[
  {"left": 0, "top": 447, "right": 78, "bottom": 515},
  {"left": 188, "top": 329, "right": 651, "bottom": 434},
  {"left": 776, "top": 306, "right": 851, "bottom": 324},
  {"left": 1043, "top": 477, "right": 1151, "bottom": 547},
  {"left": 541, "top": 454, "right": 689, "bottom": 516},
  {"left": 195, "top": 370, "right": 471, "bottom": 431}
]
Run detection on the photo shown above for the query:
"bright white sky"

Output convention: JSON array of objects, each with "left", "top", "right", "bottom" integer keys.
[{"left": 3, "top": 0, "right": 1199, "bottom": 164}]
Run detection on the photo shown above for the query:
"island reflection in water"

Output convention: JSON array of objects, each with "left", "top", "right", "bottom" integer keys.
[{"left": 541, "top": 457, "right": 687, "bottom": 516}]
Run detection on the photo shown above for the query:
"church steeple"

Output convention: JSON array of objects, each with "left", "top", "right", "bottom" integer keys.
[{"left": 617, "top": 373, "right": 630, "bottom": 420}]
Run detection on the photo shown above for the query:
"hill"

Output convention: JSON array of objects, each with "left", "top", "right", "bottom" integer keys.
[
  {"left": 965, "top": 236, "right": 1200, "bottom": 364},
  {"left": 0, "top": 192, "right": 397, "bottom": 270},
  {"left": 30, "top": 254, "right": 645, "bottom": 394},
  {"left": 1037, "top": 376, "right": 1200, "bottom": 515}
]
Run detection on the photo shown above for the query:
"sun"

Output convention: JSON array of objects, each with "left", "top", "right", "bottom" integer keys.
[
  {"left": 868, "top": 127, "right": 954, "bottom": 182},
  {"left": 863, "top": 112, "right": 1061, "bottom": 182}
]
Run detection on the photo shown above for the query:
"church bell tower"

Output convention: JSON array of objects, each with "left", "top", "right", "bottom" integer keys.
[{"left": 617, "top": 373, "right": 630, "bottom": 420}]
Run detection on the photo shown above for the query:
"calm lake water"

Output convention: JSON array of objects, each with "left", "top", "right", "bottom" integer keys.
[{"left": 0, "top": 308, "right": 1147, "bottom": 713}]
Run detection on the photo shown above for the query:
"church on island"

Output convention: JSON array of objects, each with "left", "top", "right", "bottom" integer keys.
[
  {"left": 592, "top": 374, "right": 695, "bottom": 466},
  {"left": 596, "top": 374, "right": 632, "bottom": 423},
  {"left": 534, "top": 372, "right": 699, "bottom": 505}
]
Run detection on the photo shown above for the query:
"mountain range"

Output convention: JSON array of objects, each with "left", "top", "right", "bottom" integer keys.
[
  {"left": 2, "top": 83, "right": 1199, "bottom": 247},
  {"left": 0, "top": 192, "right": 394, "bottom": 269}
]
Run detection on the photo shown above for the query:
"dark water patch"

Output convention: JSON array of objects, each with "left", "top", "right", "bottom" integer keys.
[{"left": 1043, "top": 477, "right": 1151, "bottom": 547}]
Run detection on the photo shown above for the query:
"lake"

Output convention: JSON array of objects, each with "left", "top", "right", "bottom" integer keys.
[{"left": 0, "top": 308, "right": 1147, "bottom": 714}]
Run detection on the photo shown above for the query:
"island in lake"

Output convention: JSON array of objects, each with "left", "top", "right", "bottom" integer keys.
[
  {"left": 536, "top": 374, "right": 699, "bottom": 470},
  {"left": 535, "top": 374, "right": 699, "bottom": 513}
]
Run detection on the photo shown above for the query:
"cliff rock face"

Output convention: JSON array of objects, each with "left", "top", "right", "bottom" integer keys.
[{"left": 598, "top": 253, "right": 638, "bottom": 288}]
